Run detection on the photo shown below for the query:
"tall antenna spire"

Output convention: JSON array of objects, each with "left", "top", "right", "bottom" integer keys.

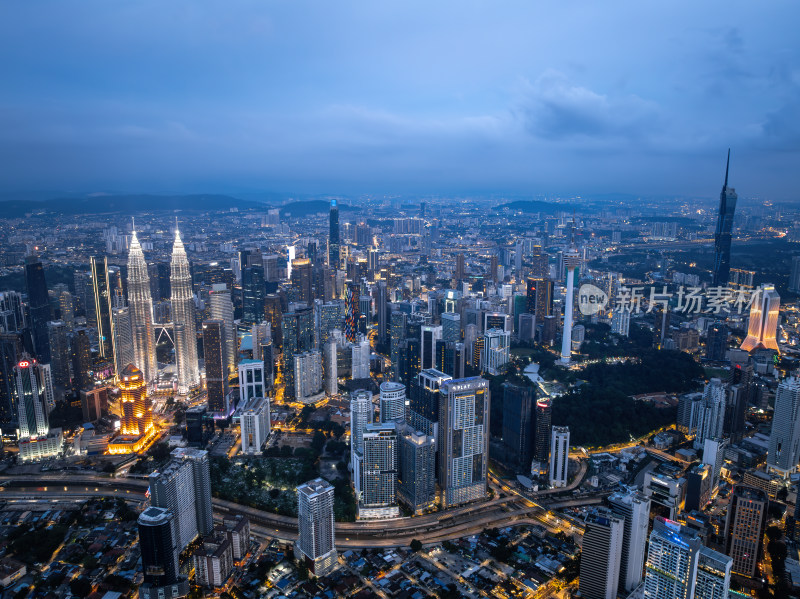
[
  {"left": 132, "top": 216, "right": 135, "bottom": 233},
  {"left": 724, "top": 148, "right": 730, "bottom": 188}
]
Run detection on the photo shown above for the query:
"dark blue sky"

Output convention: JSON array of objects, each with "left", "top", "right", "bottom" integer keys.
[{"left": 1, "top": 1, "right": 798, "bottom": 200}]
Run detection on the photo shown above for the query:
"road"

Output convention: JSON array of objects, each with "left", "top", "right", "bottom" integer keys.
[{"left": 0, "top": 472, "right": 589, "bottom": 548}]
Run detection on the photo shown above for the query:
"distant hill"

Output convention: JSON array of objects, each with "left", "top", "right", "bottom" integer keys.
[
  {"left": 280, "top": 200, "right": 355, "bottom": 218},
  {"left": 0, "top": 194, "right": 260, "bottom": 218},
  {"left": 493, "top": 200, "right": 576, "bottom": 213}
]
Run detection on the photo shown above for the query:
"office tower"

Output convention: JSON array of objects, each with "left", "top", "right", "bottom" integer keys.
[
  {"left": 295, "top": 478, "right": 337, "bottom": 576},
  {"left": 560, "top": 239, "right": 581, "bottom": 364},
  {"left": 703, "top": 437, "right": 728, "bottom": 492},
  {"left": 0, "top": 332, "right": 25, "bottom": 427},
  {"left": 724, "top": 485, "right": 768, "bottom": 578},
  {"left": 481, "top": 328, "right": 510, "bottom": 375},
  {"left": 693, "top": 378, "right": 726, "bottom": 450},
  {"left": 484, "top": 312, "right": 511, "bottom": 333},
  {"left": 118, "top": 364, "right": 152, "bottom": 437},
  {"left": 264, "top": 294, "right": 283, "bottom": 348},
  {"left": 71, "top": 328, "right": 92, "bottom": 391},
  {"left": 439, "top": 377, "right": 490, "bottom": 507},
  {"left": 171, "top": 226, "right": 200, "bottom": 394},
  {"left": 441, "top": 312, "right": 461, "bottom": 344},
  {"left": 172, "top": 447, "right": 214, "bottom": 537},
  {"left": 643, "top": 472, "right": 682, "bottom": 521},
  {"left": 238, "top": 359, "right": 265, "bottom": 405},
  {"left": 344, "top": 283, "right": 360, "bottom": 343},
  {"left": 502, "top": 383, "right": 535, "bottom": 472},
  {"left": 608, "top": 489, "right": 650, "bottom": 594},
  {"left": 291, "top": 258, "right": 313, "bottom": 303},
  {"left": 549, "top": 426, "right": 570, "bottom": 487},
  {"left": 240, "top": 397, "right": 270, "bottom": 454},
  {"left": 209, "top": 285, "right": 236, "bottom": 374},
  {"left": 241, "top": 249, "right": 265, "bottom": 325},
  {"left": 328, "top": 200, "right": 340, "bottom": 268},
  {"left": 723, "top": 384, "right": 746, "bottom": 444},
  {"left": 58, "top": 290, "right": 74, "bottom": 330},
  {"left": 409, "top": 369, "right": 451, "bottom": 435},
  {"left": 789, "top": 255, "right": 800, "bottom": 293},
  {"left": 705, "top": 322, "right": 729, "bottom": 362},
  {"left": 111, "top": 307, "right": 135, "bottom": 379},
  {"left": 420, "top": 325, "right": 442, "bottom": 370},
  {"left": 767, "top": 376, "right": 800, "bottom": 475},
  {"left": 281, "top": 307, "right": 315, "bottom": 400},
  {"left": 318, "top": 300, "right": 345, "bottom": 345},
  {"left": 379, "top": 381, "right": 406, "bottom": 424},
  {"left": 25, "top": 256, "right": 53, "bottom": 363},
  {"left": 397, "top": 425, "right": 436, "bottom": 514},
  {"left": 46, "top": 320, "right": 70, "bottom": 387},
  {"left": 202, "top": 320, "right": 228, "bottom": 414},
  {"left": 294, "top": 350, "right": 324, "bottom": 403},
  {"left": 436, "top": 340, "right": 466, "bottom": 379},
  {"left": 685, "top": 464, "right": 713, "bottom": 512},
  {"left": 15, "top": 355, "right": 62, "bottom": 461},
  {"left": 694, "top": 546, "right": 733, "bottom": 599},
  {"left": 375, "top": 282, "right": 388, "bottom": 344},
  {"left": 533, "top": 398, "right": 552, "bottom": 475},
  {"left": 535, "top": 279, "right": 554, "bottom": 322},
  {"left": 644, "top": 517, "right": 702, "bottom": 599},
  {"left": 193, "top": 533, "right": 233, "bottom": 588},
  {"left": 579, "top": 509, "right": 624, "bottom": 599},
  {"left": 90, "top": 256, "right": 113, "bottom": 359},
  {"left": 712, "top": 150, "right": 738, "bottom": 287},
  {"left": 358, "top": 422, "right": 399, "bottom": 519},
  {"left": 137, "top": 507, "right": 189, "bottom": 599},
  {"left": 127, "top": 231, "right": 158, "bottom": 383},
  {"left": 740, "top": 283, "right": 780, "bottom": 352},
  {"left": 454, "top": 253, "right": 466, "bottom": 281},
  {"left": 80, "top": 386, "right": 109, "bottom": 423},
  {"left": 0, "top": 290, "right": 26, "bottom": 332},
  {"left": 323, "top": 340, "right": 338, "bottom": 396},
  {"left": 351, "top": 335, "right": 370, "bottom": 379},
  {"left": 652, "top": 305, "right": 670, "bottom": 349},
  {"left": 525, "top": 278, "right": 538, "bottom": 315},
  {"left": 389, "top": 310, "right": 406, "bottom": 374}
]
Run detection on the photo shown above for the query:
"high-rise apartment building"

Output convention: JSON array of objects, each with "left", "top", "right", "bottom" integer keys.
[
  {"left": 481, "top": 328, "right": 510, "bottom": 375},
  {"left": 694, "top": 546, "right": 733, "bottom": 599},
  {"left": 724, "top": 485, "right": 767, "bottom": 578},
  {"left": 579, "top": 509, "right": 624, "bottom": 599},
  {"left": 295, "top": 478, "right": 337, "bottom": 576},
  {"left": 712, "top": 150, "right": 738, "bottom": 287},
  {"left": 693, "top": 378, "right": 727, "bottom": 451},
  {"left": 549, "top": 426, "right": 570, "bottom": 487},
  {"left": 740, "top": 283, "right": 780, "bottom": 352},
  {"left": 643, "top": 517, "right": 701, "bottom": 599},
  {"left": 127, "top": 231, "right": 158, "bottom": 383},
  {"left": 766, "top": 376, "right": 800, "bottom": 475},
  {"left": 294, "top": 350, "right": 324, "bottom": 403},
  {"left": 238, "top": 359, "right": 266, "bottom": 406},
  {"left": 608, "top": 489, "right": 650, "bottom": 594},
  {"left": 351, "top": 335, "right": 370, "bottom": 380},
  {"left": 438, "top": 377, "right": 490, "bottom": 507},
  {"left": 350, "top": 390, "right": 373, "bottom": 458},
  {"left": 240, "top": 396, "right": 270, "bottom": 455},
  {"left": 379, "top": 381, "right": 406, "bottom": 424},
  {"left": 202, "top": 320, "right": 228, "bottom": 414},
  {"left": 171, "top": 227, "right": 199, "bottom": 394},
  {"left": 358, "top": 422, "right": 399, "bottom": 519}
]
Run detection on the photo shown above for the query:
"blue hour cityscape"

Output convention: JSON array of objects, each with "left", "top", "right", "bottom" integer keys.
[{"left": 0, "top": 3, "right": 799, "bottom": 599}]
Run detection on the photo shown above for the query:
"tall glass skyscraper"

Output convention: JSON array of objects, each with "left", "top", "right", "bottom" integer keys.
[
  {"left": 328, "top": 199, "right": 340, "bottom": 268},
  {"left": 127, "top": 230, "right": 158, "bottom": 383},
  {"left": 712, "top": 150, "right": 738, "bottom": 287},
  {"left": 24, "top": 255, "right": 52, "bottom": 363},
  {"left": 171, "top": 226, "right": 199, "bottom": 394},
  {"left": 90, "top": 256, "right": 113, "bottom": 359}
]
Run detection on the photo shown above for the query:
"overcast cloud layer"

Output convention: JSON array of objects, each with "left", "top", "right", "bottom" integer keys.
[{"left": 0, "top": 1, "right": 798, "bottom": 200}]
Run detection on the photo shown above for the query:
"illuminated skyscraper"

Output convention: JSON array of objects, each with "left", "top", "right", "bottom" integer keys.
[
  {"left": 502, "top": 383, "right": 535, "bottom": 472},
  {"left": 171, "top": 225, "right": 199, "bottom": 394},
  {"left": 724, "top": 485, "right": 767, "bottom": 579},
  {"left": 209, "top": 285, "right": 236, "bottom": 375},
  {"left": 439, "top": 377, "right": 490, "bottom": 507},
  {"left": 111, "top": 306, "right": 135, "bottom": 379},
  {"left": 90, "top": 256, "right": 113, "bottom": 359},
  {"left": 137, "top": 507, "right": 189, "bottom": 599},
  {"left": 344, "top": 283, "right": 360, "bottom": 343},
  {"left": 119, "top": 364, "right": 152, "bottom": 437},
  {"left": 15, "top": 355, "right": 61, "bottom": 461},
  {"left": 560, "top": 226, "right": 581, "bottom": 365},
  {"left": 740, "top": 284, "right": 780, "bottom": 352},
  {"left": 295, "top": 478, "right": 337, "bottom": 576},
  {"left": 328, "top": 200, "right": 340, "bottom": 268},
  {"left": 712, "top": 150, "right": 738, "bottom": 287},
  {"left": 202, "top": 320, "right": 228, "bottom": 414},
  {"left": 127, "top": 230, "right": 158, "bottom": 383},
  {"left": 579, "top": 509, "right": 624, "bottom": 599},
  {"left": 766, "top": 376, "right": 800, "bottom": 475},
  {"left": 549, "top": 426, "right": 570, "bottom": 487},
  {"left": 291, "top": 258, "right": 313, "bottom": 303}
]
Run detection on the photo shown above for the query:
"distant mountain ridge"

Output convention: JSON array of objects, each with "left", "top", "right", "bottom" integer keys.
[
  {"left": 279, "top": 200, "right": 355, "bottom": 217},
  {"left": 494, "top": 200, "right": 577, "bottom": 213},
  {"left": 0, "top": 194, "right": 261, "bottom": 218}
]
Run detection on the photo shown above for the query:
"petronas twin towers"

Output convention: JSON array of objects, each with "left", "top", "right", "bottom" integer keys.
[{"left": 127, "top": 223, "right": 199, "bottom": 394}]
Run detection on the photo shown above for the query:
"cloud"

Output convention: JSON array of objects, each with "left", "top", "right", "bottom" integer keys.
[{"left": 516, "top": 70, "right": 661, "bottom": 144}]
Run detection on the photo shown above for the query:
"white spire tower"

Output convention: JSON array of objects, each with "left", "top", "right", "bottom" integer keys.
[
  {"left": 560, "top": 219, "right": 581, "bottom": 365},
  {"left": 171, "top": 220, "right": 199, "bottom": 394},
  {"left": 127, "top": 223, "right": 158, "bottom": 383}
]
